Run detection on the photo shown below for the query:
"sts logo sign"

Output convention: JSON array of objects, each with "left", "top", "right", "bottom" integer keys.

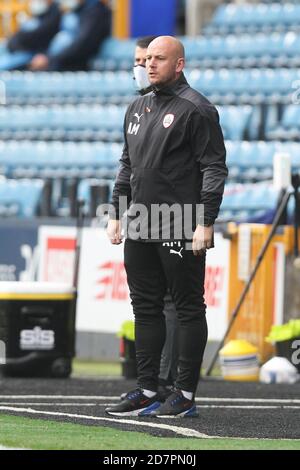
[{"left": 20, "top": 327, "right": 55, "bottom": 350}]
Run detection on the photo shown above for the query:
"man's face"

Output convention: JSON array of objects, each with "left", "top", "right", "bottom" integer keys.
[
  {"left": 134, "top": 46, "right": 147, "bottom": 66},
  {"left": 145, "top": 40, "right": 184, "bottom": 87}
]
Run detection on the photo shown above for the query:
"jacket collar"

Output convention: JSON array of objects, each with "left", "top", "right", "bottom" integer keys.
[
  {"left": 153, "top": 73, "right": 189, "bottom": 96},
  {"left": 138, "top": 85, "right": 154, "bottom": 96}
]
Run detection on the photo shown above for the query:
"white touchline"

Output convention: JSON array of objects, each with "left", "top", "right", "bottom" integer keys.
[
  {"left": 1, "top": 396, "right": 300, "bottom": 404},
  {"left": 197, "top": 405, "right": 300, "bottom": 410},
  {"left": 0, "top": 445, "right": 30, "bottom": 450},
  {"left": 0, "top": 395, "right": 120, "bottom": 400},
  {"left": 197, "top": 398, "right": 300, "bottom": 404},
  {"left": 0, "top": 403, "right": 101, "bottom": 407},
  {"left": 0, "top": 406, "right": 212, "bottom": 439},
  {"left": 2, "top": 403, "right": 300, "bottom": 410}
]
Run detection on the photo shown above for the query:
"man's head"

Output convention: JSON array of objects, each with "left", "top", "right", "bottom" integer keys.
[
  {"left": 134, "top": 36, "right": 157, "bottom": 66},
  {"left": 146, "top": 36, "right": 185, "bottom": 88},
  {"left": 133, "top": 36, "right": 157, "bottom": 93}
]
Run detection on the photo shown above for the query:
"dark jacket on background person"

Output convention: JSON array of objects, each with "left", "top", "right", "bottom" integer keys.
[
  {"left": 8, "top": 2, "right": 61, "bottom": 54},
  {"left": 48, "top": 0, "right": 111, "bottom": 71},
  {"left": 112, "top": 73, "right": 227, "bottom": 237}
]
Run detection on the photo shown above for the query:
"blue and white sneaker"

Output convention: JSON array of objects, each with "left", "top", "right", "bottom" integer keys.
[
  {"left": 139, "top": 389, "right": 198, "bottom": 418},
  {"left": 105, "top": 388, "right": 158, "bottom": 417},
  {"left": 138, "top": 400, "right": 161, "bottom": 416}
]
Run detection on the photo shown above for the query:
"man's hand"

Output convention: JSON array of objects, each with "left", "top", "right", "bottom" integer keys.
[
  {"left": 107, "top": 219, "right": 123, "bottom": 245},
  {"left": 29, "top": 54, "right": 49, "bottom": 71},
  {"left": 192, "top": 224, "right": 214, "bottom": 256}
]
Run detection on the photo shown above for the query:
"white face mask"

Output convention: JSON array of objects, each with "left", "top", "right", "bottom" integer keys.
[
  {"left": 133, "top": 64, "right": 150, "bottom": 91},
  {"left": 58, "top": 0, "right": 81, "bottom": 11},
  {"left": 30, "top": 0, "right": 49, "bottom": 16}
]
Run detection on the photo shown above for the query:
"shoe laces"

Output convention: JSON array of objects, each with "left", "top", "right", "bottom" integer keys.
[{"left": 168, "top": 388, "right": 185, "bottom": 406}]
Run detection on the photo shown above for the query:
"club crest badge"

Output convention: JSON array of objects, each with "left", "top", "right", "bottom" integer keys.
[{"left": 163, "top": 113, "right": 175, "bottom": 128}]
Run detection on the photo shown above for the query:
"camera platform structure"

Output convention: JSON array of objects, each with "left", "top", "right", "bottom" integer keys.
[{"left": 206, "top": 173, "right": 300, "bottom": 376}]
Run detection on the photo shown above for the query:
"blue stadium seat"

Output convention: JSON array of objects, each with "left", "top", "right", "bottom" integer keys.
[
  {"left": 219, "top": 182, "right": 279, "bottom": 223},
  {"left": 267, "top": 104, "right": 300, "bottom": 140},
  {"left": 218, "top": 105, "right": 253, "bottom": 140},
  {"left": 0, "top": 178, "right": 43, "bottom": 217},
  {"left": 77, "top": 178, "right": 113, "bottom": 212},
  {"left": 92, "top": 38, "right": 136, "bottom": 70}
]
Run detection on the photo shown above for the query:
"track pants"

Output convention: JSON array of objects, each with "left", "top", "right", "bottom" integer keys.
[
  {"left": 159, "top": 291, "right": 178, "bottom": 386},
  {"left": 124, "top": 239, "right": 208, "bottom": 393}
]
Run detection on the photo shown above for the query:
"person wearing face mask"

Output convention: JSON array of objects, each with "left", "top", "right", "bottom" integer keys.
[
  {"left": 133, "top": 36, "right": 157, "bottom": 95},
  {"left": 132, "top": 36, "right": 179, "bottom": 401},
  {"left": 29, "top": 0, "right": 111, "bottom": 71},
  {"left": 0, "top": 0, "right": 60, "bottom": 70}
]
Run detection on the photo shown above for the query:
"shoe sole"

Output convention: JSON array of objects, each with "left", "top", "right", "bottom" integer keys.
[
  {"left": 105, "top": 406, "right": 150, "bottom": 417},
  {"left": 138, "top": 401, "right": 161, "bottom": 417}
]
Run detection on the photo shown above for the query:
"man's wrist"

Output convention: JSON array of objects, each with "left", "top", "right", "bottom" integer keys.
[
  {"left": 108, "top": 206, "right": 119, "bottom": 220},
  {"left": 197, "top": 220, "right": 214, "bottom": 228}
]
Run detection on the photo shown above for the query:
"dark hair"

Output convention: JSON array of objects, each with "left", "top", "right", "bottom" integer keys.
[{"left": 136, "top": 36, "right": 157, "bottom": 49}]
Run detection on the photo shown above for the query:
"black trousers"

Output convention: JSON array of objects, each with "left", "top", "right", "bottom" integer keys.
[
  {"left": 124, "top": 239, "right": 208, "bottom": 393},
  {"left": 159, "top": 291, "right": 178, "bottom": 386}
]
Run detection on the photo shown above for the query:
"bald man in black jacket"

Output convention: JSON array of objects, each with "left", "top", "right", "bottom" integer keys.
[{"left": 106, "top": 36, "right": 227, "bottom": 418}]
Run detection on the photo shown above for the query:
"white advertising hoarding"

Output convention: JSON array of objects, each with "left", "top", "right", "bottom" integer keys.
[{"left": 38, "top": 227, "right": 229, "bottom": 340}]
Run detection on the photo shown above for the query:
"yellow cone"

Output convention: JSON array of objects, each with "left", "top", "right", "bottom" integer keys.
[{"left": 219, "top": 340, "right": 259, "bottom": 381}]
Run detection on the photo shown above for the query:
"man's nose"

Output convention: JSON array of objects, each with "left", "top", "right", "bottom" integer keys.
[{"left": 148, "top": 57, "right": 156, "bottom": 66}]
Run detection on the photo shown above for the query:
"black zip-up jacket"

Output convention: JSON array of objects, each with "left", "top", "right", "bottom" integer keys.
[{"left": 111, "top": 73, "right": 227, "bottom": 239}]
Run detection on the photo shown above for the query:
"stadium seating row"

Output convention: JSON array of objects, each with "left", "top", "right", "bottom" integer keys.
[
  {"left": 1, "top": 68, "right": 298, "bottom": 105},
  {"left": 0, "top": 71, "right": 135, "bottom": 101},
  {"left": 206, "top": 2, "right": 300, "bottom": 35},
  {"left": 222, "top": 183, "right": 278, "bottom": 211},
  {"left": 0, "top": 177, "right": 280, "bottom": 223},
  {"left": 0, "top": 141, "right": 120, "bottom": 178},
  {"left": 0, "top": 139, "right": 299, "bottom": 181},
  {"left": 2, "top": 100, "right": 299, "bottom": 143},
  {"left": 94, "top": 33, "right": 300, "bottom": 70},
  {"left": 0, "top": 104, "right": 253, "bottom": 141}
]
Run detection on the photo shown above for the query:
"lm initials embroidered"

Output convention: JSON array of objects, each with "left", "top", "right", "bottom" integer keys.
[{"left": 127, "top": 122, "right": 140, "bottom": 135}]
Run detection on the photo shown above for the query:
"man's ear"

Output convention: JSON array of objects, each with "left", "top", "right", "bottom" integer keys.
[{"left": 176, "top": 57, "right": 185, "bottom": 73}]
